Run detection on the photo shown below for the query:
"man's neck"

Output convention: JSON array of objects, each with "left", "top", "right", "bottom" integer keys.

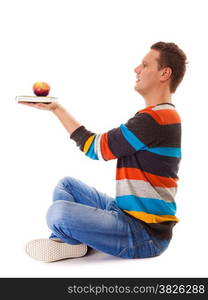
[{"left": 143, "top": 89, "right": 172, "bottom": 107}]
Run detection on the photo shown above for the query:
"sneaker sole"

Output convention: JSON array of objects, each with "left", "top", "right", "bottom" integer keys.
[{"left": 25, "top": 239, "right": 88, "bottom": 262}]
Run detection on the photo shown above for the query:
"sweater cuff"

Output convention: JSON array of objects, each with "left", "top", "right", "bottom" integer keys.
[
  {"left": 70, "top": 125, "right": 85, "bottom": 141},
  {"left": 70, "top": 125, "right": 95, "bottom": 151}
]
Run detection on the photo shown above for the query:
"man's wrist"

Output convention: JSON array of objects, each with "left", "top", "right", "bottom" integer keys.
[{"left": 52, "top": 103, "right": 63, "bottom": 115}]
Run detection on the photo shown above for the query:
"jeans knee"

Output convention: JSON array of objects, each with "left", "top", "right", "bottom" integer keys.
[
  {"left": 46, "top": 201, "right": 67, "bottom": 231},
  {"left": 57, "top": 176, "right": 74, "bottom": 188},
  {"left": 53, "top": 176, "right": 76, "bottom": 201}
]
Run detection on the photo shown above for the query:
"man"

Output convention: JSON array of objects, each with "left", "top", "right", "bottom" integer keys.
[{"left": 20, "top": 41, "right": 187, "bottom": 262}]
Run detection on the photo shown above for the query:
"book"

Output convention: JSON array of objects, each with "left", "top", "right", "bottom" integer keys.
[{"left": 15, "top": 96, "right": 58, "bottom": 103}]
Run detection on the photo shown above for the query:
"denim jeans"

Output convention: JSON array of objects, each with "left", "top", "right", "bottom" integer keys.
[{"left": 46, "top": 176, "right": 170, "bottom": 258}]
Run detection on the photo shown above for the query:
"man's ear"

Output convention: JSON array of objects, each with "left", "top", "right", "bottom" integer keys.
[{"left": 161, "top": 67, "right": 172, "bottom": 81}]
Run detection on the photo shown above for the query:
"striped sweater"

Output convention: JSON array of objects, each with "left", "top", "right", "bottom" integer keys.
[{"left": 70, "top": 103, "right": 181, "bottom": 240}]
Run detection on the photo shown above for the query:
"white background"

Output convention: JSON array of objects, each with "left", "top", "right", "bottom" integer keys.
[{"left": 0, "top": 0, "right": 207, "bottom": 277}]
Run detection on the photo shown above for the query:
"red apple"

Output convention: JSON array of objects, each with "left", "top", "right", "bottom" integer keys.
[{"left": 33, "top": 82, "right": 50, "bottom": 96}]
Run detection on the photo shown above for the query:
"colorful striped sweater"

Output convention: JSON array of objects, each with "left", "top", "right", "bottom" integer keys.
[{"left": 70, "top": 103, "right": 181, "bottom": 240}]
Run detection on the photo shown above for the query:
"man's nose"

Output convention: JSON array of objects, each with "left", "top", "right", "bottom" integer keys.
[{"left": 134, "top": 65, "right": 141, "bottom": 74}]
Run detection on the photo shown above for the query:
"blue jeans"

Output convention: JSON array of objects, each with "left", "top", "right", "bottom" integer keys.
[{"left": 46, "top": 177, "right": 170, "bottom": 258}]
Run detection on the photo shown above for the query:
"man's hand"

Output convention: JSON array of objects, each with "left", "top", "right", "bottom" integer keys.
[{"left": 18, "top": 101, "right": 59, "bottom": 112}]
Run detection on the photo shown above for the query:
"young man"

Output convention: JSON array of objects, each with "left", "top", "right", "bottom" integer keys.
[{"left": 20, "top": 41, "right": 187, "bottom": 262}]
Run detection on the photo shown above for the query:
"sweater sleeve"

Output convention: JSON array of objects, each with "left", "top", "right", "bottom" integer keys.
[{"left": 70, "top": 112, "right": 160, "bottom": 161}]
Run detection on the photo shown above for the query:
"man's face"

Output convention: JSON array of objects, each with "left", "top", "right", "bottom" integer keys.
[{"left": 134, "top": 49, "right": 162, "bottom": 95}]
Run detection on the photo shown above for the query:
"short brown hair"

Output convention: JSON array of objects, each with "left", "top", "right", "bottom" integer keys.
[{"left": 151, "top": 41, "right": 188, "bottom": 93}]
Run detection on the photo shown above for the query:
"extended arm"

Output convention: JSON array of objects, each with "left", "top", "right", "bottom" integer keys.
[
  {"left": 19, "top": 101, "right": 81, "bottom": 135},
  {"left": 19, "top": 101, "right": 159, "bottom": 161}
]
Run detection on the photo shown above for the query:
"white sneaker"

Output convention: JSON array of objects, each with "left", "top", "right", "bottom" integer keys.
[{"left": 25, "top": 238, "right": 88, "bottom": 262}]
